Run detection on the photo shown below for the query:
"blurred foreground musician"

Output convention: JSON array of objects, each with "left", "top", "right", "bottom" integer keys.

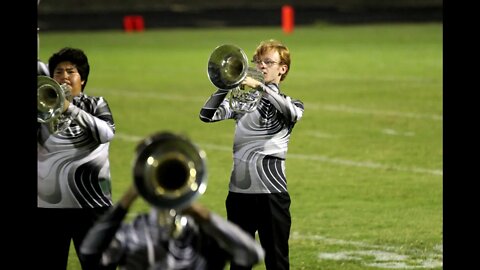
[{"left": 80, "top": 132, "right": 265, "bottom": 270}]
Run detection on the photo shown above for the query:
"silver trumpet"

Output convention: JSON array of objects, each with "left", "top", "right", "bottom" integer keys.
[
  {"left": 37, "top": 75, "right": 73, "bottom": 134},
  {"left": 207, "top": 44, "right": 264, "bottom": 113},
  {"left": 133, "top": 131, "right": 208, "bottom": 237}
]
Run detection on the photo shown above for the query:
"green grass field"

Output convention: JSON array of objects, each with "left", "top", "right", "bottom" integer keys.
[{"left": 39, "top": 22, "right": 442, "bottom": 269}]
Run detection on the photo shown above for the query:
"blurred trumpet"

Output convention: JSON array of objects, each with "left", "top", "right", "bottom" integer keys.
[
  {"left": 133, "top": 131, "right": 208, "bottom": 211},
  {"left": 207, "top": 44, "right": 264, "bottom": 113},
  {"left": 37, "top": 75, "right": 73, "bottom": 133},
  {"left": 133, "top": 131, "right": 208, "bottom": 237}
]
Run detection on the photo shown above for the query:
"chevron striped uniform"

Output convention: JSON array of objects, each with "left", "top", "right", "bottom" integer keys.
[
  {"left": 199, "top": 83, "right": 304, "bottom": 194},
  {"left": 38, "top": 92, "right": 115, "bottom": 208}
]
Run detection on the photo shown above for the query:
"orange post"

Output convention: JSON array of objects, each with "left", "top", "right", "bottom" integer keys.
[{"left": 282, "top": 5, "right": 294, "bottom": 34}]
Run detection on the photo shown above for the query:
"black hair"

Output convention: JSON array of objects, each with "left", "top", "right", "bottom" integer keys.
[{"left": 48, "top": 47, "right": 90, "bottom": 91}]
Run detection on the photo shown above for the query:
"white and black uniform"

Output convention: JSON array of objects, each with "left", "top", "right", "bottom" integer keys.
[
  {"left": 37, "top": 91, "right": 115, "bottom": 270},
  {"left": 38, "top": 92, "right": 115, "bottom": 208},
  {"left": 199, "top": 83, "right": 304, "bottom": 270},
  {"left": 200, "top": 83, "right": 303, "bottom": 194},
  {"left": 80, "top": 205, "right": 265, "bottom": 270}
]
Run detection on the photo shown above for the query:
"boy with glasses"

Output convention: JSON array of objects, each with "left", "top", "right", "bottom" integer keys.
[{"left": 199, "top": 39, "right": 304, "bottom": 270}]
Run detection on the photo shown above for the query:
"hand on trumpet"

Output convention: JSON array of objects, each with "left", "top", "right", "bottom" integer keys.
[
  {"left": 60, "top": 83, "right": 73, "bottom": 113},
  {"left": 241, "top": 76, "right": 263, "bottom": 91}
]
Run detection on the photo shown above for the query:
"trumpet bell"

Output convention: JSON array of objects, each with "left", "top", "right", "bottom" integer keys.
[
  {"left": 207, "top": 44, "right": 265, "bottom": 113},
  {"left": 37, "top": 75, "right": 65, "bottom": 124},
  {"left": 207, "top": 44, "right": 249, "bottom": 89},
  {"left": 133, "top": 132, "right": 208, "bottom": 210}
]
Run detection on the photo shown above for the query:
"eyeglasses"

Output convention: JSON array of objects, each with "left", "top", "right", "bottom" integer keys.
[{"left": 251, "top": 59, "right": 279, "bottom": 67}]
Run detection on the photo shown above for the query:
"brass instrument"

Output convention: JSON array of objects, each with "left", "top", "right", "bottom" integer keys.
[
  {"left": 37, "top": 75, "right": 73, "bottom": 133},
  {"left": 133, "top": 131, "right": 208, "bottom": 237},
  {"left": 207, "top": 44, "right": 264, "bottom": 113},
  {"left": 133, "top": 131, "right": 207, "bottom": 211}
]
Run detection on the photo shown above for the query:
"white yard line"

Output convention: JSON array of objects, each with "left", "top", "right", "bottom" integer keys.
[
  {"left": 291, "top": 232, "right": 443, "bottom": 269},
  {"left": 114, "top": 133, "right": 442, "bottom": 176},
  {"left": 93, "top": 88, "right": 442, "bottom": 121},
  {"left": 304, "top": 103, "right": 442, "bottom": 121}
]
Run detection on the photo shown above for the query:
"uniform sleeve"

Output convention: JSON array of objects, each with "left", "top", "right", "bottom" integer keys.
[
  {"left": 199, "top": 89, "right": 235, "bottom": 122},
  {"left": 66, "top": 96, "right": 115, "bottom": 143},
  {"left": 79, "top": 204, "right": 128, "bottom": 269},
  {"left": 259, "top": 84, "right": 304, "bottom": 123},
  {"left": 38, "top": 60, "right": 49, "bottom": 76},
  {"left": 199, "top": 213, "right": 265, "bottom": 267},
  {"left": 79, "top": 205, "right": 127, "bottom": 270}
]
